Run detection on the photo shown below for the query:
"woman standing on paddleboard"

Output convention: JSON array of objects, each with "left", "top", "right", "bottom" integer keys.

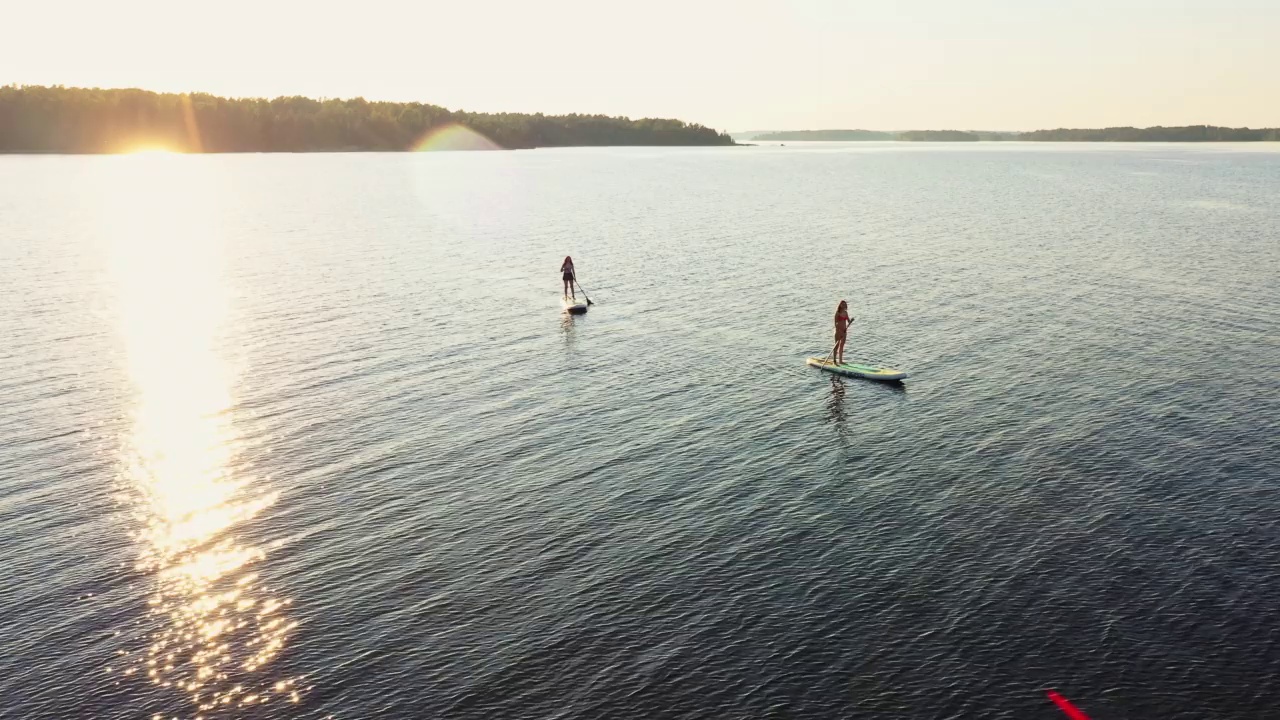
[
  {"left": 561, "top": 256, "right": 576, "bottom": 299},
  {"left": 834, "top": 300, "right": 854, "bottom": 365}
]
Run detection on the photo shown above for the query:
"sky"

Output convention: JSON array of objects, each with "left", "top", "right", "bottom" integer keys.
[{"left": 4, "top": 0, "right": 1277, "bottom": 131}]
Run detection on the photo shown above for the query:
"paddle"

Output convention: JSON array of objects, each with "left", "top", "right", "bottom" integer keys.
[
  {"left": 574, "top": 277, "right": 594, "bottom": 306},
  {"left": 820, "top": 316, "right": 855, "bottom": 366},
  {"left": 1046, "top": 691, "right": 1092, "bottom": 720}
]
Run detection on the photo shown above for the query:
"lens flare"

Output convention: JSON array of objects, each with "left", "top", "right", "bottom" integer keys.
[{"left": 410, "top": 122, "right": 503, "bottom": 151}]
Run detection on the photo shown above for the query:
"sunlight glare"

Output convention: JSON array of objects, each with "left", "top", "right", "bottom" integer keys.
[
  {"left": 99, "top": 156, "right": 300, "bottom": 711},
  {"left": 125, "top": 145, "right": 182, "bottom": 156}
]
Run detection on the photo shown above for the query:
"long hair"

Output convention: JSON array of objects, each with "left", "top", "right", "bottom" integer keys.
[
  {"left": 835, "top": 300, "right": 848, "bottom": 317},
  {"left": 563, "top": 255, "right": 573, "bottom": 266}
]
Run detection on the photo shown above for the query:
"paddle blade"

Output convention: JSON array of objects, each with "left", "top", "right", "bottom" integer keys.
[{"left": 1046, "top": 690, "right": 1091, "bottom": 720}]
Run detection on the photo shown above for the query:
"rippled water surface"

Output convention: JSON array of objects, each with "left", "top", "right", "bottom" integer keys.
[{"left": 1, "top": 144, "right": 1278, "bottom": 720}]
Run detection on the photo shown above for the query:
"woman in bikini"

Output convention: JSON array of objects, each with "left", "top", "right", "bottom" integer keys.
[
  {"left": 833, "top": 300, "right": 854, "bottom": 365},
  {"left": 560, "top": 255, "right": 576, "bottom": 299}
]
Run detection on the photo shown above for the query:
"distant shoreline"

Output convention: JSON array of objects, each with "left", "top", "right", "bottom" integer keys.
[{"left": 747, "top": 127, "right": 1280, "bottom": 142}]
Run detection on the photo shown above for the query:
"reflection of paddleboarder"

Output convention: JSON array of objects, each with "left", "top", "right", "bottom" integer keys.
[
  {"left": 560, "top": 255, "right": 576, "bottom": 299},
  {"left": 826, "top": 375, "right": 847, "bottom": 428},
  {"left": 833, "top": 300, "right": 854, "bottom": 365}
]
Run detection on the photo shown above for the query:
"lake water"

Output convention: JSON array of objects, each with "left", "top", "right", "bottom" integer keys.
[{"left": 1, "top": 143, "right": 1277, "bottom": 720}]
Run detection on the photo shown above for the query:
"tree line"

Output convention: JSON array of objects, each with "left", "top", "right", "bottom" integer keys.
[{"left": 0, "top": 85, "right": 736, "bottom": 153}]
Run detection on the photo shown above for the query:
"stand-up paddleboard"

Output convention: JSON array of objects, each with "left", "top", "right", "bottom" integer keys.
[
  {"left": 806, "top": 357, "right": 907, "bottom": 381},
  {"left": 563, "top": 295, "right": 588, "bottom": 315}
]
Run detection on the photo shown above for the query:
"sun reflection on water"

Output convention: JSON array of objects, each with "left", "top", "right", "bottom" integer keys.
[{"left": 103, "top": 154, "right": 300, "bottom": 713}]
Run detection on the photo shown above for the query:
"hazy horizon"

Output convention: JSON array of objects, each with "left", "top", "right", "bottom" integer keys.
[{"left": 5, "top": 0, "right": 1277, "bottom": 132}]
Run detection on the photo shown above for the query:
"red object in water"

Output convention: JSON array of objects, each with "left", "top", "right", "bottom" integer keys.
[{"left": 1046, "top": 690, "right": 1092, "bottom": 720}]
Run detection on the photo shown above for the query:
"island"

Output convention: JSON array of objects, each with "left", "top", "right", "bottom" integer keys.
[
  {"left": 750, "top": 129, "right": 1019, "bottom": 141},
  {"left": 895, "top": 130, "right": 980, "bottom": 142},
  {"left": 753, "top": 129, "right": 895, "bottom": 141},
  {"left": 1020, "top": 126, "right": 1280, "bottom": 141},
  {"left": 745, "top": 126, "right": 1280, "bottom": 142},
  {"left": 0, "top": 85, "right": 736, "bottom": 153}
]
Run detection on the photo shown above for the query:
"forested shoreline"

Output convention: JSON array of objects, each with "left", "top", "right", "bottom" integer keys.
[
  {"left": 753, "top": 126, "right": 1280, "bottom": 142},
  {"left": 0, "top": 85, "right": 735, "bottom": 153}
]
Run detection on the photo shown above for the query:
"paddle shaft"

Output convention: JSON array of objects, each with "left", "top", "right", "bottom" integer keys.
[{"left": 574, "top": 276, "right": 594, "bottom": 305}]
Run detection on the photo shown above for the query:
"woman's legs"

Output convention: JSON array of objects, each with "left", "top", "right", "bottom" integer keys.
[{"left": 835, "top": 336, "right": 846, "bottom": 364}]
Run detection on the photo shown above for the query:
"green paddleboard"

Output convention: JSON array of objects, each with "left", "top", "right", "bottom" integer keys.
[{"left": 806, "top": 357, "right": 908, "bottom": 381}]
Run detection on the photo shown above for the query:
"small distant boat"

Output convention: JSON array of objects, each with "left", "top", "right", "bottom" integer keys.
[
  {"left": 563, "top": 295, "right": 588, "bottom": 315},
  {"left": 806, "top": 357, "right": 907, "bottom": 381}
]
